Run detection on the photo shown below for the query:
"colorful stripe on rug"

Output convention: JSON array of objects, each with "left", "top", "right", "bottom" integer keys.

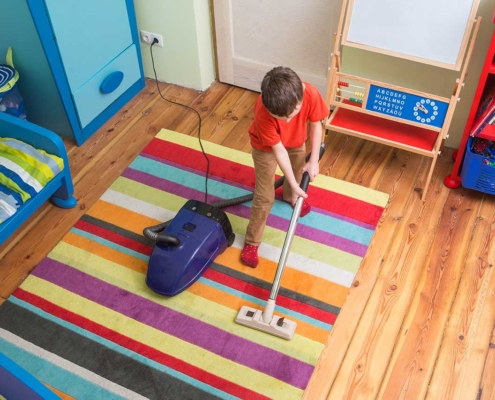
[{"left": 0, "top": 129, "right": 389, "bottom": 400}]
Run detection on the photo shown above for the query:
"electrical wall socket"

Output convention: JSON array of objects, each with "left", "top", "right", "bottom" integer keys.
[{"left": 139, "top": 30, "right": 164, "bottom": 47}]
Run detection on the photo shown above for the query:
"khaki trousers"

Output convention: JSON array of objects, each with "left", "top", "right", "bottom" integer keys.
[{"left": 245, "top": 144, "right": 306, "bottom": 246}]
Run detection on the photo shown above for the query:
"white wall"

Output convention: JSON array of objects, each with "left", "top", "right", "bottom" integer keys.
[{"left": 133, "top": 0, "right": 215, "bottom": 91}]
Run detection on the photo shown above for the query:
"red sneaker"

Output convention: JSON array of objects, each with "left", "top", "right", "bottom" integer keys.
[
  {"left": 241, "top": 243, "right": 259, "bottom": 268},
  {"left": 283, "top": 199, "right": 311, "bottom": 217},
  {"left": 300, "top": 200, "right": 311, "bottom": 217}
]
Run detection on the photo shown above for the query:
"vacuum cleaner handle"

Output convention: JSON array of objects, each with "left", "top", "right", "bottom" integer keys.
[
  {"left": 308, "top": 143, "right": 326, "bottom": 163},
  {"left": 266, "top": 170, "right": 311, "bottom": 308},
  {"left": 317, "top": 143, "right": 326, "bottom": 161},
  {"left": 300, "top": 171, "right": 310, "bottom": 193}
]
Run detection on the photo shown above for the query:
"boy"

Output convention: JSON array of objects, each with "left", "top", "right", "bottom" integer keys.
[{"left": 241, "top": 66, "right": 329, "bottom": 268}]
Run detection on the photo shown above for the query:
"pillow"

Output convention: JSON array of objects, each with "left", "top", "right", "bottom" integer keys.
[{"left": 0, "top": 137, "right": 64, "bottom": 224}]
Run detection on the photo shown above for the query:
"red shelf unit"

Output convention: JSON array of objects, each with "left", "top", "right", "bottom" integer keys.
[
  {"left": 445, "top": 12, "right": 495, "bottom": 188},
  {"left": 477, "top": 122, "right": 495, "bottom": 141},
  {"left": 329, "top": 108, "right": 439, "bottom": 152}
]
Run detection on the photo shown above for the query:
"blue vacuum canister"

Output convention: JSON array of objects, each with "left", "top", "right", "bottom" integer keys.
[{"left": 146, "top": 200, "right": 235, "bottom": 296}]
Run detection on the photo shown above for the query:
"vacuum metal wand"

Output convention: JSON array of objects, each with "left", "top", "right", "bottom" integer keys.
[
  {"left": 235, "top": 143, "right": 325, "bottom": 340},
  {"left": 262, "top": 171, "right": 311, "bottom": 324}
]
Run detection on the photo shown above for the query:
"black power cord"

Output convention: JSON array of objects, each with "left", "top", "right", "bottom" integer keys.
[{"left": 150, "top": 39, "right": 210, "bottom": 203}]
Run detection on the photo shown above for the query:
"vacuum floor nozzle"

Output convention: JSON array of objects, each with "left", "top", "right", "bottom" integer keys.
[
  {"left": 235, "top": 171, "right": 314, "bottom": 340},
  {"left": 235, "top": 305, "right": 297, "bottom": 340}
]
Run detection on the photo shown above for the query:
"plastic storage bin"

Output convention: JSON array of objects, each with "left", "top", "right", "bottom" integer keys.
[
  {"left": 0, "top": 47, "right": 27, "bottom": 120},
  {"left": 461, "top": 136, "right": 495, "bottom": 194}
]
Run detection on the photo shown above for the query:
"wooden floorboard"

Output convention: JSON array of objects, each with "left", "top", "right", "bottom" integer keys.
[
  {"left": 170, "top": 82, "right": 233, "bottom": 137},
  {"left": 380, "top": 187, "right": 484, "bottom": 399},
  {"left": 427, "top": 194, "right": 495, "bottom": 399},
  {"left": 319, "top": 132, "right": 365, "bottom": 181},
  {"left": 479, "top": 324, "right": 495, "bottom": 400},
  {"left": 326, "top": 154, "right": 453, "bottom": 400},
  {"left": 303, "top": 149, "right": 424, "bottom": 399},
  {"left": 1, "top": 79, "right": 494, "bottom": 399},
  {"left": 344, "top": 141, "right": 393, "bottom": 190}
]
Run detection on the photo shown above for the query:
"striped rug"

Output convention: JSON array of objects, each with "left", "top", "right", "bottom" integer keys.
[{"left": 0, "top": 130, "right": 389, "bottom": 400}]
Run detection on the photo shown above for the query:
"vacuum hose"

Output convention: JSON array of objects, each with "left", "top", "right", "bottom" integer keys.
[{"left": 143, "top": 144, "right": 325, "bottom": 244}]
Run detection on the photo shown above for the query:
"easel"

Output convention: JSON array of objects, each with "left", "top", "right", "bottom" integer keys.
[{"left": 324, "top": 0, "right": 481, "bottom": 199}]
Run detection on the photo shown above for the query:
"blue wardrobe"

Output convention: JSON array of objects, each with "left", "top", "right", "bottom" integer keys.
[{"left": 0, "top": 0, "right": 145, "bottom": 145}]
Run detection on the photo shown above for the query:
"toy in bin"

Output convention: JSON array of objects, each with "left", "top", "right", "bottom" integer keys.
[
  {"left": 0, "top": 47, "right": 27, "bottom": 120},
  {"left": 470, "top": 137, "right": 495, "bottom": 158},
  {"left": 461, "top": 136, "right": 495, "bottom": 195}
]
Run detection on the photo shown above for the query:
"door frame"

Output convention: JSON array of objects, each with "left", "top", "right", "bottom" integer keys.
[{"left": 211, "top": 0, "right": 342, "bottom": 94}]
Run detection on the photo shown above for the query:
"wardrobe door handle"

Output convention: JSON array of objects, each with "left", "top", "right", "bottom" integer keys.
[{"left": 100, "top": 71, "right": 124, "bottom": 94}]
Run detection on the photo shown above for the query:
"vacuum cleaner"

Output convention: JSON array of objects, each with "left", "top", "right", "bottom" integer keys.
[
  {"left": 143, "top": 144, "right": 325, "bottom": 300},
  {"left": 235, "top": 171, "right": 310, "bottom": 340},
  {"left": 144, "top": 184, "right": 260, "bottom": 296},
  {"left": 144, "top": 199, "right": 235, "bottom": 296}
]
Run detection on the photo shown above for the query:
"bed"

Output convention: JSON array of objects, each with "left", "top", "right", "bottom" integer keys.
[
  {"left": 0, "top": 112, "right": 77, "bottom": 245},
  {"left": 0, "top": 353, "right": 61, "bottom": 399}
]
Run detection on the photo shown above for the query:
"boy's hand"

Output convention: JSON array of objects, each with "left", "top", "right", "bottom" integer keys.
[
  {"left": 291, "top": 185, "right": 308, "bottom": 206},
  {"left": 303, "top": 160, "right": 319, "bottom": 181}
]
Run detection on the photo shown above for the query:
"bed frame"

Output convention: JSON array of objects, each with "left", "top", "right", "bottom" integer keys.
[
  {"left": 0, "top": 112, "right": 77, "bottom": 245},
  {"left": 0, "top": 353, "right": 61, "bottom": 399}
]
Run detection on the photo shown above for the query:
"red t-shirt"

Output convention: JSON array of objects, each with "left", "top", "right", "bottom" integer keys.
[{"left": 248, "top": 82, "right": 329, "bottom": 152}]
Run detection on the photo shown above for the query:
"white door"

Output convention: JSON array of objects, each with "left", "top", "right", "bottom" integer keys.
[{"left": 213, "top": 0, "right": 341, "bottom": 96}]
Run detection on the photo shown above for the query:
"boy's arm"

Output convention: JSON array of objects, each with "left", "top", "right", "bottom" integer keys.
[
  {"left": 272, "top": 142, "right": 308, "bottom": 204},
  {"left": 304, "top": 121, "right": 323, "bottom": 181}
]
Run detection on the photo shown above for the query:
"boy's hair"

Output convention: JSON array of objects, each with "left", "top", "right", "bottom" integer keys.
[{"left": 261, "top": 67, "right": 303, "bottom": 117}]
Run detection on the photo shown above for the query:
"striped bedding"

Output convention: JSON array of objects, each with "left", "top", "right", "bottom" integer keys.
[{"left": 0, "top": 137, "right": 63, "bottom": 223}]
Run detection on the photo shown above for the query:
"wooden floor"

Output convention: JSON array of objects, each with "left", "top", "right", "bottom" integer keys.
[{"left": 1, "top": 79, "right": 495, "bottom": 399}]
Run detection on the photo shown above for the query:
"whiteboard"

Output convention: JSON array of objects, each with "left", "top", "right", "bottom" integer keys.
[{"left": 342, "top": 0, "right": 479, "bottom": 70}]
